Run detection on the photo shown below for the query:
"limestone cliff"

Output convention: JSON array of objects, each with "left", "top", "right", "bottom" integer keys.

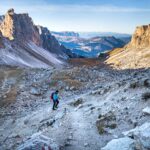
[
  {"left": 106, "top": 24, "right": 150, "bottom": 69},
  {"left": 128, "top": 24, "right": 150, "bottom": 48},
  {"left": 0, "top": 9, "right": 69, "bottom": 67},
  {"left": 0, "top": 9, "right": 41, "bottom": 45}
]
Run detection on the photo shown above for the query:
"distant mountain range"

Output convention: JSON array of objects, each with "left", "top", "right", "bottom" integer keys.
[
  {"left": 51, "top": 31, "right": 131, "bottom": 58},
  {"left": 52, "top": 31, "right": 79, "bottom": 38},
  {"left": 79, "top": 32, "right": 131, "bottom": 38}
]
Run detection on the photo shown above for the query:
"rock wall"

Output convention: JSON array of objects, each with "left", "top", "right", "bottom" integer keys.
[
  {"left": 37, "top": 26, "right": 67, "bottom": 56},
  {"left": 0, "top": 32, "right": 4, "bottom": 48},
  {"left": 0, "top": 9, "right": 69, "bottom": 59},
  {"left": 129, "top": 24, "right": 150, "bottom": 48},
  {"left": 106, "top": 23, "right": 150, "bottom": 69},
  {"left": 0, "top": 9, "right": 41, "bottom": 45}
]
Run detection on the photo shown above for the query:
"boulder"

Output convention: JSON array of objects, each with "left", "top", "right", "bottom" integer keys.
[
  {"left": 142, "top": 107, "right": 150, "bottom": 115},
  {"left": 144, "top": 79, "right": 150, "bottom": 87},
  {"left": 101, "top": 137, "right": 135, "bottom": 150},
  {"left": 123, "top": 122, "right": 150, "bottom": 149}
]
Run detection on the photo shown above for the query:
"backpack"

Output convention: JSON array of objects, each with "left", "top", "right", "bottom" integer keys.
[{"left": 50, "top": 92, "right": 54, "bottom": 100}]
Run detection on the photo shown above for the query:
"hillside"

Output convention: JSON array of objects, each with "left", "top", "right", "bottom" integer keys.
[
  {"left": 0, "top": 9, "right": 69, "bottom": 68},
  {"left": 106, "top": 24, "right": 150, "bottom": 69},
  {"left": 0, "top": 63, "right": 150, "bottom": 150}
]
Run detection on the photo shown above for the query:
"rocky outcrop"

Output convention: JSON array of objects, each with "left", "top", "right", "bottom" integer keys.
[
  {"left": 123, "top": 122, "right": 150, "bottom": 149},
  {"left": 106, "top": 23, "right": 150, "bottom": 69},
  {"left": 142, "top": 107, "right": 150, "bottom": 115},
  {"left": 0, "top": 9, "right": 69, "bottom": 57},
  {"left": 0, "top": 9, "right": 71, "bottom": 67},
  {"left": 37, "top": 26, "right": 67, "bottom": 58},
  {"left": 129, "top": 25, "right": 150, "bottom": 48},
  {"left": 0, "top": 9, "right": 41, "bottom": 45},
  {"left": 102, "top": 122, "right": 150, "bottom": 150},
  {"left": 101, "top": 137, "right": 135, "bottom": 150},
  {"left": 0, "top": 32, "right": 4, "bottom": 48}
]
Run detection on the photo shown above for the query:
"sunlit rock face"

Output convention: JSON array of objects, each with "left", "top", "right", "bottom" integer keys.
[
  {"left": 106, "top": 23, "right": 150, "bottom": 69},
  {"left": 129, "top": 24, "right": 150, "bottom": 48},
  {"left": 0, "top": 9, "right": 70, "bottom": 67},
  {"left": 0, "top": 8, "right": 41, "bottom": 45}
]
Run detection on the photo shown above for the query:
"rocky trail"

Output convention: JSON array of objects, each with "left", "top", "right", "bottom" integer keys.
[{"left": 0, "top": 65, "right": 150, "bottom": 150}]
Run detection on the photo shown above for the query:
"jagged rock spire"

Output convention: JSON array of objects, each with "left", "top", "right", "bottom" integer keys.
[{"left": 7, "top": 8, "right": 15, "bottom": 15}]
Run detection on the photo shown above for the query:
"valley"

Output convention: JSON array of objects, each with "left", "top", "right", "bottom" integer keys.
[
  {"left": 0, "top": 7, "right": 150, "bottom": 150},
  {"left": 52, "top": 32, "right": 130, "bottom": 58}
]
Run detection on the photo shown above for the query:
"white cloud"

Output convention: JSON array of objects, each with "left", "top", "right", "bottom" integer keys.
[{"left": 0, "top": 5, "right": 150, "bottom": 14}]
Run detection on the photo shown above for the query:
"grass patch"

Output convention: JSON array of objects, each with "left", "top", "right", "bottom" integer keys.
[{"left": 96, "top": 111, "right": 117, "bottom": 135}]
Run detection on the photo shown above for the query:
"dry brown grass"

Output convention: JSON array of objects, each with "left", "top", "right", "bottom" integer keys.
[
  {"left": 6, "top": 69, "right": 23, "bottom": 78},
  {"left": 0, "top": 69, "right": 23, "bottom": 81},
  {"left": 108, "top": 48, "right": 123, "bottom": 56},
  {"left": 143, "top": 53, "right": 150, "bottom": 58},
  {"left": 50, "top": 70, "right": 82, "bottom": 89},
  {"left": 64, "top": 79, "right": 82, "bottom": 88},
  {"left": 0, "top": 68, "right": 23, "bottom": 107},
  {"left": 0, "top": 86, "right": 18, "bottom": 107},
  {"left": 69, "top": 58, "right": 103, "bottom": 67},
  {"left": 0, "top": 72, "right": 5, "bottom": 81}
]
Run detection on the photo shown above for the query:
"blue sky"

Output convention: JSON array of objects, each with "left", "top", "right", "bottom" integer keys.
[{"left": 0, "top": 0, "right": 149, "bottom": 33}]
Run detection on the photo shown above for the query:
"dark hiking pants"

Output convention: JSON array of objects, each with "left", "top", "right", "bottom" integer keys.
[{"left": 53, "top": 100, "right": 59, "bottom": 110}]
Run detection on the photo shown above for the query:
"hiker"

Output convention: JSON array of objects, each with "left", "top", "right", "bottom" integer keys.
[{"left": 51, "top": 90, "right": 59, "bottom": 110}]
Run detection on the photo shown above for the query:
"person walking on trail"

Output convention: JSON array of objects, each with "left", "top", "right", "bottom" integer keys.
[{"left": 51, "top": 90, "right": 59, "bottom": 110}]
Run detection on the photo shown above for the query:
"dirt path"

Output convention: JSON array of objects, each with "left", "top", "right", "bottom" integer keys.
[{"left": 46, "top": 98, "right": 102, "bottom": 150}]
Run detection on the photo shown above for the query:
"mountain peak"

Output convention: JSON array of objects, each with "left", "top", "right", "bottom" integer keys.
[
  {"left": 0, "top": 9, "right": 41, "bottom": 45},
  {"left": 7, "top": 8, "right": 15, "bottom": 15},
  {"left": 106, "top": 23, "right": 150, "bottom": 69},
  {"left": 129, "top": 24, "right": 150, "bottom": 48}
]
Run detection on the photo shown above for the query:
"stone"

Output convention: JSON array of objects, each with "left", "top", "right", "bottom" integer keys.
[
  {"left": 101, "top": 137, "right": 135, "bottom": 150},
  {"left": 65, "top": 86, "right": 69, "bottom": 91},
  {"left": 144, "top": 79, "right": 150, "bottom": 87},
  {"left": 123, "top": 122, "right": 150, "bottom": 149},
  {"left": 142, "top": 107, "right": 150, "bottom": 115},
  {"left": 30, "top": 88, "right": 41, "bottom": 95},
  {"left": 70, "top": 86, "right": 75, "bottom": 91},
  {"left": 84, "top": 143, "right": 88, "bottom": 147}
]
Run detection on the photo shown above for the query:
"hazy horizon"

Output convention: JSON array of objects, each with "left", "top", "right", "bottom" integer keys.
[{"left": 0, "top": 0, "right": 149, "bottom": 34}]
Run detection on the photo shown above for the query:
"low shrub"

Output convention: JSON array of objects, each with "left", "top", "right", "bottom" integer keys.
[{"left": 142, "top": 92, "right": 150, "bottom": 101}]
